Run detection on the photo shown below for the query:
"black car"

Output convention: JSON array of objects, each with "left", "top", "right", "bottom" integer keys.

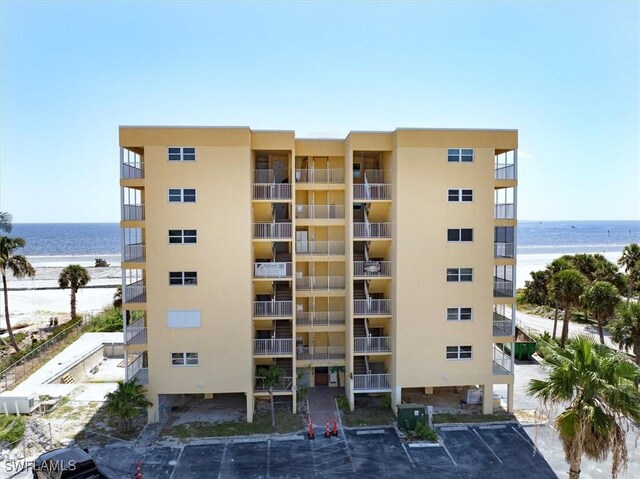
[{"left": 32, "top": 447, "right": 107, "bottom": 479}]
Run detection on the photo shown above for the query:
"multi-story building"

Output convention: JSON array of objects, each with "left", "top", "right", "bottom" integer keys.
[{"left": 119, "top": 127, "right": 518, "bottom": 423}]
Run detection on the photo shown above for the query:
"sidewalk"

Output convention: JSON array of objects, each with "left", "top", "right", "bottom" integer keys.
[{"left": 307, "top": 387, "right": 343, "bottom": 428}]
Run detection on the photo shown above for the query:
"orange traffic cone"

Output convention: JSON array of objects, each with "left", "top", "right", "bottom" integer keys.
[
  {"left": 325, "top": 421, "right": 331, "bottom": 438},
  {"left": 135, "top": 461, "right": 143, "bottom": 479},
  {"left": 332, "top": 417, "right": 339, "bottom": 437},
  {"left": 308, "top": 420, "right": 315, "bottom": 440}
]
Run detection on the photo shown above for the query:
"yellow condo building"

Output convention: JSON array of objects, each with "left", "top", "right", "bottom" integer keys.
[{"left": 119, "top": 127, "right": 518, "bottom": 423}]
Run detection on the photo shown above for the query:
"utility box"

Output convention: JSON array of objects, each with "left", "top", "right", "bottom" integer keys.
[{"left": 397, "top": 403, "right": 426, "bottom": 430}]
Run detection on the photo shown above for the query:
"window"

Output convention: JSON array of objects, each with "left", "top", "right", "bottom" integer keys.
[
  {"left": 446, "top": 346, "right": 473, "bottom": 360},
  {"left": 169, "top": 229, "right": 197, "bottom": 244},
  {"left": 168, "top": 188, "right": 196, "bottom": 203},
  {"left": 167, "top": 311, "right": 201, "bottom": 328},
  {"left": 447, "top": 228, "right": 473, "bottom": 242},
  {"left": 169, "top": 271, "right": 198, "bottom": 285},
  {"left": 171, "top": 352, "right": 199, "bottom": 366},
  {"left": 447, "top": 148, "right": 474, "bottom": 162},
  {"left": 446, "top": 307, "right": 473, "bottom": 321},
  {"left": 447, "top": 268, "right": 473, "bottom": 282},
  {"left": 448, "top": 189, "right": 473, "bottom": 202},
  {"left": 168, "top": 147, "right": 196, "bottom": 161}
]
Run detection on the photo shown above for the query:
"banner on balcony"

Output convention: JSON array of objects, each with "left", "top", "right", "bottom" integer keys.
[
  {"left": 255, "top": 262, "right": 287, "bottom": 278},
  {"left": 364, "top": 261, "right": 381, "bottom": 274}
]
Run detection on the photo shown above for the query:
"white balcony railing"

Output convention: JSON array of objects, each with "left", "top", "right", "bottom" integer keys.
[
  {"left": 123, "top": 243, "right": 145, "bottom": 262},
  {"left": 353, "top": 373, "right": 392, "bottom": 391},
  {"left": 353, "top": 222, "right": 392, "bottom": 238},
  {"left": 495, "top": 164, "right": 516, "bottom": 180},
  {"left": 495, "top": 203, "right": 515, "bottom": 219},
  {"left": 253, "top": 183, "right": 292, "bottom": 200},
  {"left": 494, "top": 242, "right": 515, "bottom": 258},
  {"left": 253, "top": 222, "right": 292, "bottom": 239},
  {"left": 254, "top": 376, "right": 293, "bottom": 392},
  {"left": 125, "top": 317, "right": 147, "bottom": 345},
  {"left": 494, "top": 280, "right": 514, "bottom": 298},
  {"left": 254, "top": 262, "right": 292, "bottom": 278},
  {"left": 296, "top": 311, "right": 346, "bottom": 327},
  {"left": 296, "top": 346, "right": 345, "bottom": 360},
  {"left": 354, "top": 336, "right": 392, "bottom": 353},
  {"left": 353, "top": 261, "right": 392, "bottom": 277},
  {"left": 123, "top": 204, "right": 145, "bottom": 221},
  {"left": 295, "top": 169, "right": 344, "bottom": 184},
  {"left": 353, "top": 184, "right": 392, "bottom": 200},
  {"left": 126, "top": 354, "right": 148, "bottom": 384},
  {"left": 296, "top": 276, "right": 345, "bottom": 291},
  {"left": 121, "top": 161, "right": 144, "bottom": 180},
  {"left": 253, "top": 339, "right": 293, "bottom": 355},
  {"left": 295, "top": 205, "right": 345, "bottom": 219},
  {"left": 493, "top": 346, "right": 513, "bottom": 375},
  {"left": 354, "top": 299, "right": 392, "bottom": 315},
  {"left": 295, "top": 241, "right": 345, "bottom": 255},
  {"left": 253, "top": 301, "right": 293, "bottom": 317},
  {"left": 123, "top": 281, "right": 146, "bottom": 304},
  {"left": 493, "top": 320, "right": 514, "bottom": 337}
]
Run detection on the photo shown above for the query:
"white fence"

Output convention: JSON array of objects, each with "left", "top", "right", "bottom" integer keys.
[
  {"left": 492, "top": 346, "right": 513, "bottom": 375},
  {"left": 354, "top": 336, "right": 392, "bottom": 353},
  {"left": 124, "top": 244, "right": 145, "bottom": 262},
  {"left": 353, "top": 222, "right": 392, "bottom": 238},
  {"left": 494, "top": 280, "right": 514, "bottom": 298},
  {"left": 353, "top": 373, "right": 391, "bottom": 391},
  {"left": 296, "top": 276, "right": 345, "bottom": 291},
  {"left": 253, "top": 301, "right": 293, "bottom": 317},
  {"left": 125, "top": 317, "right": 147, "bottom": 345},
  {"left": 353, "top": 184, "right": 392, "bottom": 200},
  {"left": 296, "top": 241, "right": 345, "bottom": 255},
  {"left": 353, "top": 261, "right": 391, "bottom": 277},
  {"left": 494, "top": 242, "right": 515, "bottom": 258},
  {"left": 494, "top": 203, "right": 515, "bottom": 219},
  {"left": 253, "top": 184, "right": 292, "bottom": 200},
  {"left": 253, "top": 339, "right": 293, "bottom": 355},
  {"left": 295, "top": 169, "right": 344, "bottom": 183},
  {"left": 495, "top": 164, "right": 516, "bottom": 180},
  {"left": 123, "top": 204, "right": 145, "bottom": 221},
  {"left": 296, "top": 346, "right": 345, "bottom": 360},
  {"left": 124, "top": 281, "right": 146, "bottom": 303},
  {"left": 296, "top": 311, "right": 346, "bottom": 326},
  {"left": 253, "top": 222, "right": 292, "bottom": 239},
  {"left": 295, "top": 205, "right": 345, "bottom": 219},
  {"left": 254, "top": 376, "right": 293, "bottom": 392},
  {"left": 122, "top": 161, "right": 144, "bottom": 179},
  {"left": 354, "top": 299, "right": 392, "bottom": 315}
]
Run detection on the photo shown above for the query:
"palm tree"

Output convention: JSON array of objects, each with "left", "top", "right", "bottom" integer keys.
[
  {"left": 593, "top": 254, "right": 626, "bottom": 292},
  {"left": 528, "top": 336, "right": 640, "bottom": 479},
  {"left": 550, "top": 269, "right": 586, "bottom": 347},
  {"left": 523, "top": 270, "right": 550, "bottom": 305},
  {"left": 105, "top": 379, "right": 152, "bottom": 431},
  {"left": 580, "top": 281, "right": 619, "bottom": 344},
  {"left": 618, "top": 243, "right": 640, "bottom": 303},
  {"left": 257, "top": 365, "right": 283, "bottom": 427},
  {"left": 609, "top": 302, "right": 640, "bottom": 369},
  {"left": 0, "top": 212, "right": 12, "bottom": 233},
  {"left": 547, "top": 258, "right": 572, "bottom": 339},
  {"left": 0, "top": 236, "right": 35, "bottom": 351},
  {"left": 58, "top": 265, "right": 91, "bottom": 321},
  {"left": 113, "top": 285, "right": 122, "bottom": 309}
]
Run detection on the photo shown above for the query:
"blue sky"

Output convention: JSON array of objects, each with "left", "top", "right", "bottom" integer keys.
[{"left": 1, "top": 1, "right": 638, "bottom": 222}]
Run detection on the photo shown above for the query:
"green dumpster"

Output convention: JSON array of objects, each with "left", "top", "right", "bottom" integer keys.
[{"left": 397, "top": 403, "right": 425, "bottom": 431}]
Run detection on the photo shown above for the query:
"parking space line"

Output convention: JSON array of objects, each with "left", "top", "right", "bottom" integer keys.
[
  {"left": 473, "top": 429, "right": 503, "bottom": 464},
  {"left": 440, "top": 442, "right": 458, "bottom": 466},
  {"left": 400, "top": 442, "right": 416, "bottom": 468},
  {"left": 511, "top": 425, "right": 541, "bottom": 456},
  {"left": 217, "top": 443, "right": 228, "bottom": 479},
  {"left": 168, "top": 446, "right": 184, "bottom": 479},
  {"left": 267, "top": 439, "right": 271, "bottom": 478}
]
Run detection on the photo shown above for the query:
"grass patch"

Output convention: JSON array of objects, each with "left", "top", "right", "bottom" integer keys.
[
  {"left": 46, "top": 397, "right": 73, "bottom": 419},
  {"left": 164, "top": 408, "right": 304, "bottom": 439},
  {"left": 84, "top": 307, "right": 123, "bottom": 333},
  {"left": 0, "top": 416, "right": 26, "bottom": 444},
  {"left": 433, "top": 412, "right": 516, "bottom": 424},
  {"left": 337, "top": 395, "right": 395, "bottom": 428}
]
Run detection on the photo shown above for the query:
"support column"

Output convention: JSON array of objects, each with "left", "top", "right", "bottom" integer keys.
[
  {"left": 347, "top": 380, "right": 355, "bottom": 411},
  {"left": 246, "top": 392, "right": 254, "bottom": 423},
  {"left": 204, "top": 393, "right": 213, "bottom": 399},
  {"left": 292, "top": 391, "right": 297, "bottom": 414},
  {"left": 147, "top": 393, "right": 159, "bottom": 424},
  {"left": 482, "top": 384, "right": 493, "bottom": 415},
  {"left": 507, "top": 383, "right": 514, "bottom": 413}
]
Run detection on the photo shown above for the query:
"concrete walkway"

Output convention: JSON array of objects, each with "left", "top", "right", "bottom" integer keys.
[{"left": 307, "top": 387, "right": 343, "bottom": 428}]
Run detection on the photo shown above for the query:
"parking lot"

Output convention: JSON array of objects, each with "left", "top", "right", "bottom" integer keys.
[{"left": 83, "top": 424, "right": 556, "bottom": 479}]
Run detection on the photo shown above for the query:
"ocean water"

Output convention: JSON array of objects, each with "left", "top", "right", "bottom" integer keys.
[{"left": 10, "top": 223, "right": 120, "bottom": 256}]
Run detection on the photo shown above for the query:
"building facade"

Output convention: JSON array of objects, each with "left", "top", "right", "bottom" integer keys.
[{"left": 120, "top": 127, "right": 518, "bottom": 422}]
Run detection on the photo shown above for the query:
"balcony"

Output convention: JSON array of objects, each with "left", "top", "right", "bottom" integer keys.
[
  {"left": 495, "top": 203, "right": 515, "bottom": 220},
  {"left": 253, "top": 338, "right": 293, "bottom": 356},
  {"left": 495, "top": 163, "right": 516, "bottom": 180},
  {"left": 123, "top": 281, "right": 146, "bottom": 304},
  {"left": 494, "top": 242, "right": 515, "bottom": 259},
  {"left": 353, "top": 261, "right": 391, "bottom": 277},
  {"left": 296, "top": 241, "right": 345, "bottom": 256},
  {"left": 354, "top": 336, "right": 392, "bottom": 353},
  {"left": 254, "top": 376, "right": 293, "bottom": 392},
  {"left": 295, "top": 169, "right": 344, "bottom": 184},
  {"left": 253, "top": 184, "right": 292, "bottom": 201},
  {"left": 254, "top": 262, "right": 292, "bottom": 279},
  {"left": 253, "top": 222, "right": 292, "bottom": 239},
  {"left": 126, "top": 354, "right": 148, "bottom": 384},
  {"left": 123, "top": 243, "right": 145, "bottom": 262},
  {"left": 253, "top": 301, "right": 293, "bottom": 317},
  {"left": 354, "top": 299, "right": 392, "bottom": 316},
  {"left": 295, "top": 205, "right": 345, "bottom": 220},
  {"left": 353, "top": 222, "right": 391, "bottom": 238},
  {"left": 353, "top": 184, "right": 392, "bottom": 201},
  {"left": 296, "top": 276, "right": 345, "bottom": 291},
  {"left": 493, "top": 346, "right": 513, "bottom": 375},
  {"left": 125, "top": 317, "right": 147, "bottom": 345},
  {"left": 296, "top": 346, "right": 345, "bottom": 360},
  {"left": 121, "top": 160, "right": 144, "bottom": 180},
  {"left": 353, "top": 373, "right": 392, "bottom": 391},
  {"left": 296, "top": 311, "right": 346, "bottom": 327},
  {"left": 122, "top": 204, "right": 145, "bottom": 221},
  {"left": 494, "top": 279, "right": 514, "bottom": 298},
  {"left": 493, "top": 312, "right": 514, "bottom": 336}
]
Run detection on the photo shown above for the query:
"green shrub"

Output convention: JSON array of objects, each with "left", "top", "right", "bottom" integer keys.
[
  {"left": 380, "top": 394, "right": 392, "bottom": 410},
  {"left": 336, "top": 395, "right": 349, "bottom": 411},
  {"left": 85, "top": 307, "right": 123, "bottom": 332},
  {"left": 0, "top": 416, "right": 26, "bottom": 445},
  {"left": 403, "top": 420, "right": 438, "bottom": 442}
]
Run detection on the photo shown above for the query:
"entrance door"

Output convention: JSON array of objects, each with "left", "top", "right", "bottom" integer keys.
[{"left": 315, "top": 367, "right": 329, "bottom": 386}]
